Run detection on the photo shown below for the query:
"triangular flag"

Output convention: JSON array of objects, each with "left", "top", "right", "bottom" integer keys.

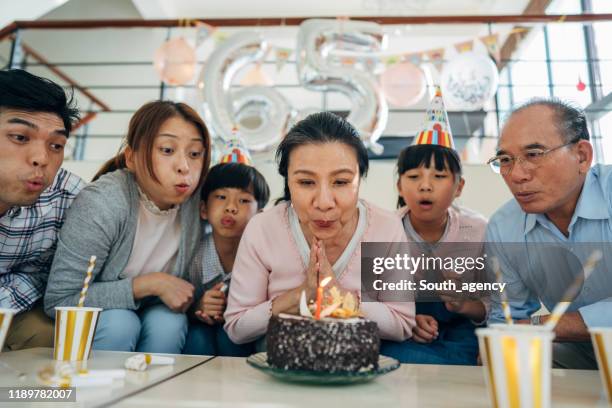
[
  {"left": 274, "top": 47, "right": 292, "bottom": 72},
  {"left": 402, "top": 52, "right": 422, "bottom": 66},
  {"left": 384, "top": 55, "right": 401, "bottom": 67},
  {"left": 240, "top": 64, "right": 273, "bottom": 86},
  {"left": 480, "top": 33, "right": 500, "bottom": 62},
  {"left": 425, "top": 48, "right": 446, "bottom": 73},
  {"left": 194, "top": 21, "right": 216, "bottom": 48},
  {"left": 213, "top": 31, "right": 229, "bottom": 45},
  {"left": 454, "top": 40, "right": 474, "bottom": 54},
  {"left": 413, "top": 86, "right": 455, "bottom": 150},
  {"left": 341, "top": 56, "right": 356, "bottom": 66}
]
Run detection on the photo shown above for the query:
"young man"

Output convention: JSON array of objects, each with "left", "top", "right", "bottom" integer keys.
[
  {"left": 0, "top": 69, "right": 85, "bottom": 350},
  {"left": 486, "top": 98, "right": 611, "bottom": 369}
]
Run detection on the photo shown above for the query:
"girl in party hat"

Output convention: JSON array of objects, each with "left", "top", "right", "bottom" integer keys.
[
  {"left": 184, "top": 136, "right": 270, "bottom": 356},
  {"left": 381, "top": 87, "right": 488, "bottom": 365}
]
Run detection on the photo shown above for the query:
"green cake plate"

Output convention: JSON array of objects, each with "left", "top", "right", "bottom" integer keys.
[{"left": 246, "top": 352, "right": 400, "bottom": 385}]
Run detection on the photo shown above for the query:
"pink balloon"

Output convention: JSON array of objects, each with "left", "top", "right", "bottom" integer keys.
[
  {"left": 154, "top": 37, "right": 197, "bottom": 85},
  {"left": 379, "top": 62, "right": 426, "bottom": 107}
]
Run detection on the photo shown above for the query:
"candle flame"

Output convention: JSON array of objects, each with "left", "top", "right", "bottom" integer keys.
[{"left": 320, "top": 277, "right": 332, "bottom": 287}]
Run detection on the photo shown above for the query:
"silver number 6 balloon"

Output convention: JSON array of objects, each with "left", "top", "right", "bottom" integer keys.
[
  {"left": 296, "top": 19, "right": 388, "bottom": 153},
  {"left": 200, "top": 31, "right": 294, "bottom": 152}
]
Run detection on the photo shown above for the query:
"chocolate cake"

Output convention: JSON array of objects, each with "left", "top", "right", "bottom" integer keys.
[{"left": 266, "top": 314, "right": 380, "bottom": 373}]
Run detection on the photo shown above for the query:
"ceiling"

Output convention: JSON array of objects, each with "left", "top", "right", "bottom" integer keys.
[
  {"left": 131, "top": 0, "right": 530, "bottom": 19},
  {"left": 0, "top": 0, "right": 68, "bottom": 28}
]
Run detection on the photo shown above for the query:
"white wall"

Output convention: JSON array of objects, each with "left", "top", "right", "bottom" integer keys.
[{"left": 63, "top": 159, "right": 512, "bottom": 218}]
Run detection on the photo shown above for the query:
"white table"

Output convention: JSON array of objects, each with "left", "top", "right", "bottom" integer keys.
[
  {"left": 116, "top": 356, "right": 609, "bottom": 408},
  {"left": 0, "top": 348, "right": 212, "bottom": 407}
]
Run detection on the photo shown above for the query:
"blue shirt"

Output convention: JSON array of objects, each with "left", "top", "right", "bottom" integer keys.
[
  {"left": 486, "top": 164, "right": 612, "bottom": 328},
  {"left": 0, "top": 168, "right": 85, "bottom": 312}
]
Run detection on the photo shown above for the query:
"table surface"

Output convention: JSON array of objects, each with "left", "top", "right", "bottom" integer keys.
[
  {"left": 0, "top": 348, "right": 608, "bottom": 408},
  {"left": 116, "top": 356, "right": 609, "bottom": 408},
  {"left": 0, "top": 348, "right": 211, "bottom": 407}
]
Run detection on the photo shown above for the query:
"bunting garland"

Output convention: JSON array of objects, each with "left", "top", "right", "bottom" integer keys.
[{"left": 188, "top": 21, "right": 510, "bottom": 79}]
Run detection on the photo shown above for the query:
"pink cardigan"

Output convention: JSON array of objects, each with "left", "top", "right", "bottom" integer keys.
[{"left": 224, "top": 200, "right": 415, "bottom": 344}]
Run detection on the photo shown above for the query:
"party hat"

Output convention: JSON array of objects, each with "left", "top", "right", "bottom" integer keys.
[
  {"left": 413, "top": 86, "right": 455, "bottom": 149},
  {"left": 218, "top": 127, "right": 252, "bottom": 165}
]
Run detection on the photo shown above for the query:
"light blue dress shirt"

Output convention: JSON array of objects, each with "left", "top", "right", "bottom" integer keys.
[{"left": 486, "top": 164, "right": 612, "bottom": 328}]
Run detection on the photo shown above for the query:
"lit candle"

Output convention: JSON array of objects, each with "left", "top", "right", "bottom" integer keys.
[{"left": 315, "top": 277, "right": 332, "bottom": 320}]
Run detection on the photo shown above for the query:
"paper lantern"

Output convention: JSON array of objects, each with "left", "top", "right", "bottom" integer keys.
[
  {"left": 441, "top": 52, "right": 499, "bottom": 111},
  {"left": 380, "top": 62, "right": 427, "bottom": 107},
  {"left": 153, "top": 37, "right": 197, "bottom": 85}
]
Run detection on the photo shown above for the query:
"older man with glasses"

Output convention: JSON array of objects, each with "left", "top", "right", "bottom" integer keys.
[{"left": 485, "top": 97, "right": 611, "bottom": 369}]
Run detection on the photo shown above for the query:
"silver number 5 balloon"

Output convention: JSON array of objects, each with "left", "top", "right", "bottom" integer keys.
[
  {"left": 296, "top": 19, "right": 388, "bottom": 153},
  {"left": 201, "top": 31, "right": 293, "bottom": 152}
]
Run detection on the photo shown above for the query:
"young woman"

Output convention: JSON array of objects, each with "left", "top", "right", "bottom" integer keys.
[{"left": 44, "top": 100, "right": 211, "bottom": 353}]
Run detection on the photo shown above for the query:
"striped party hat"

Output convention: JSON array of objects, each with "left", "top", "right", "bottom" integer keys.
[
  {"left": 413, "top": 86, "right": 455, "bottom": 149},
  {"left": 219, "top": 128, "right": 252, "bottom": 165}
]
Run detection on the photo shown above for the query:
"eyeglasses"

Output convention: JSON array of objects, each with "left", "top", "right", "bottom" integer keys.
[{"left": 487, "top": 138, "right": 580, "bottom": 175}]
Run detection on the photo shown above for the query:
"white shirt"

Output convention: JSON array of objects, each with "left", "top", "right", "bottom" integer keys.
[{"left": 121, "top": 190, "right": 181, "bottom": 279}]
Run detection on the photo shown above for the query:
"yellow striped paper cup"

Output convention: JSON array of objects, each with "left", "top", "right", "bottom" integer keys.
[
  {"left": 477, "top": 325, "right": 555, "bottom": 408},
  {"left": 590, "top": 327, "right": 612, "bottom": 402},
  {"left": 0, "top": 308, "right": 17, "bottom": 351},
  {"left": 53, "top": 306, "right": 102, "bottom": 361}
]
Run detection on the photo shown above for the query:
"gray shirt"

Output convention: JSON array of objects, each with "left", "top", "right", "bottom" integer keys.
[{"left": 44, "top": 169, "right": 201, "bottom": 316}]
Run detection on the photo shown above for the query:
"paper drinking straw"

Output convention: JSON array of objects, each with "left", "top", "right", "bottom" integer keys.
[
  {"left": 544, "top": 250, "right": 603, "bottom": 330},
  {"left": 492, "top": 257, "right": 513, "bottom": 325},
  {"left": 77, "top": 256, "right": 97, "bottom": 307}
]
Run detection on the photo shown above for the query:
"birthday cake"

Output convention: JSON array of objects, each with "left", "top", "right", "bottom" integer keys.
[{"left": 266, "top": 285, "right": 379, "bottom": 373}]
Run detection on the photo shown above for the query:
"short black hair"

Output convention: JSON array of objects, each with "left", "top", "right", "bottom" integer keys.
[
  {"left": 275, "top": 111, "right": 369, "bottom": 203},
  {"left": 0, "top": 69, "right": 79, "bottom": 135},
  {"left": 396, "top": 144, "right": 462, "bottom": 208},
  {"left": 201, "top": 162, "right": 270, "bottom": 210},
  {"left": 508, "top": 97, "right": 590, "bottom": 143}
]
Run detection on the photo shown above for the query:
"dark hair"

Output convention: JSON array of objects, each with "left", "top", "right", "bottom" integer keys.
[
  {"left": 509, "top": 97, "right": 590, "bottom": 142},
  {"left": 0, "top": 69, "right": 79, "bottom": 135},
  {"left": 93, "top": 100, "right": 211, "bottom": 183},
  {"left": 201, "top": 162, "right": 270, "bottom": 210},
  {"left": 275, "top": 111, "right": 369, "bottom": 204},
  {"left": 396, "top": 144, "right": 462, "bottom": 208}
]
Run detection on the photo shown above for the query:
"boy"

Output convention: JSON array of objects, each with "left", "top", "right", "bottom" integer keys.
[{"left": 185, "top": 157, "right": 270, "bottom": 356}]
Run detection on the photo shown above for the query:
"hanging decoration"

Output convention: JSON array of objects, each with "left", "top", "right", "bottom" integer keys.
[
  {"left": 240, "top": 64, "right": 274, "bottom": 86},
  {"left": 424, "top": 48, "right": 445, "bottom": 73},
  {"left": 576, "top": 76, "right": 586, "bottom": 92},
  {"left": 275, "top": 47, "right": 293, "bottom": 72},
  {"left": 200, "top": 31, "right": 293, "bottom": 152},
  {"left": 480, "top": 33, "right": 501, "bottom": 63},
  {"left": 153, "top": 37, "right": 197, "bottom": 85},
  {"left": 454, "top": 40, "right": 474, "bottom": 54},
  {"left": 194, "top": 21, "right": 216, "bottom": 48},
  {"left": 296, "top": 19, "right": 388, "bottom": 153},
  {"left": 440, "top": 51, "right": 499, "bottom": 111},
  {"left": 379, "top": 62, "right": 427, "bottom": 107}
]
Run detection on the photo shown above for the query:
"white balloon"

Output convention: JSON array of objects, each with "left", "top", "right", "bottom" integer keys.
[
  {"left": 441, "top": 52, "right": 499, "bottom": 111},
  {"left": 296, "top": 19, "right": 388, "bottom": 150}
]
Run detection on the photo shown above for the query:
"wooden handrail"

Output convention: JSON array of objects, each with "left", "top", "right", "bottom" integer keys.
[{"left": 1, "top": 14, "right": 612, "bottom": 42}]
